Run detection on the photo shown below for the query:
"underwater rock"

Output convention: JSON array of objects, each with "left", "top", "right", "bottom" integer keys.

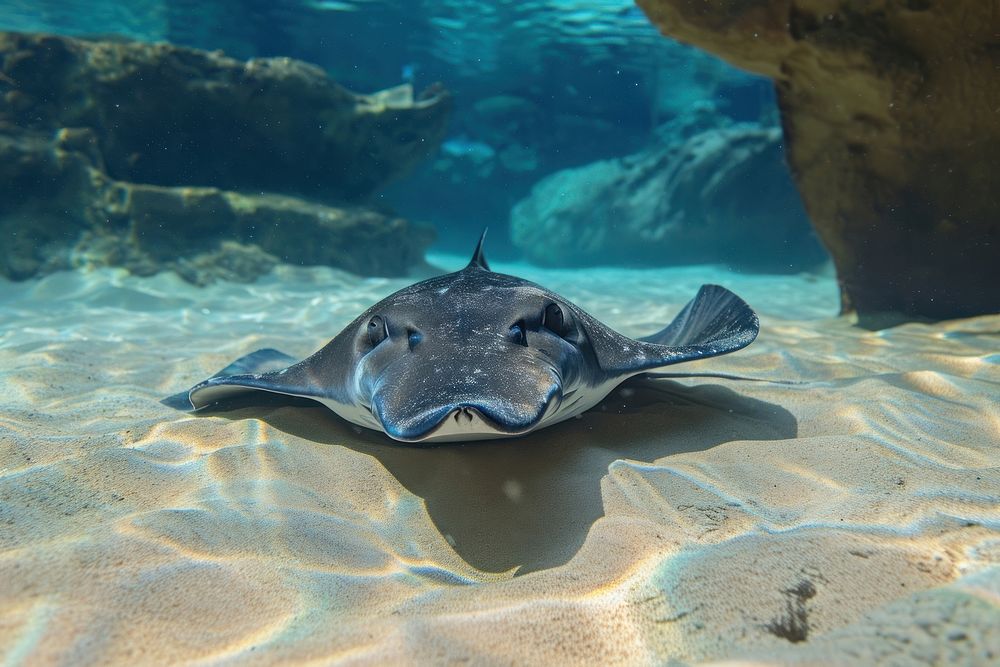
[
  {"left": 119, "top": 185, "right": 432, "bottom": 283},
  {"left": 0, "top": 131, "right": 433, "bottom": 283},
  {"left": 635, "top": 0, "right": 1000, "bottom": 322},
  {"left": 0, "top": 31, "right": 442, "bottom": 282},
  {"left": 511, "top": 125, "right": 825, "bottom": 272},
  {"left": 0, "top": 31, "right": 451, "bottom": 202},
  {"left": 0, "top": 131, "right": 99, "bottom": 280}
]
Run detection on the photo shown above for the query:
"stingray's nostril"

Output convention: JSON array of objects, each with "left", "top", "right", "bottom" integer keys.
[{"left": 450, "top": 407, "right": 478, "bottom": 424}]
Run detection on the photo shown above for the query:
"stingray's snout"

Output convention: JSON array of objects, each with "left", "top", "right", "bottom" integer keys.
[{"left": 367, "top": 348, "right": 565, "bottom": 442}]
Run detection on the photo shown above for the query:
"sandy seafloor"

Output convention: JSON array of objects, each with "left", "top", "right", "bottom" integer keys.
[{"left": 0, "top": 253, "right": 998, "bottom": 666}]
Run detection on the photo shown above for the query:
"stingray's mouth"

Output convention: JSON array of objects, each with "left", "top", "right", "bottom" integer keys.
[{"left": 371, "top": 391, "right": 562, "bottom": 444}]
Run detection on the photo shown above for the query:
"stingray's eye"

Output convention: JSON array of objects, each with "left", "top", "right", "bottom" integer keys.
[
  {"left": 542, "top": 303, "right": 570, "bottom": 338},
  {"left": 509, "top": 320, "right": 528, "bottom": 347},
  {"left": 368, "top": 315, "right": 388, "bottom": 347},
  {"left": 407, "top": 328, "right": 422, "bottom": 351}
]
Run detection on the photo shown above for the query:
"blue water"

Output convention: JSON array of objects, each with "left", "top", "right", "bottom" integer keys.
[{"left": 0, "top": 0, "right": 804, "bottom": 266}]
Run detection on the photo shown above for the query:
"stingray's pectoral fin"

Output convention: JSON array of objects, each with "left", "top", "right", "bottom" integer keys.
[
  {"left": 161, "top": 390, "right": 199, "bottom": 411},
  {"left": 205, "top": 348, "right": 299, "bottom": 378},
  {"left": 161, "top": 348, "right": 306, "bottom": 411},
  {"left": 641, "top": 285, "right": 759, "bottom": 348},
  {"left": 626, "top": 284, "right": 759, "bottom": 373}
]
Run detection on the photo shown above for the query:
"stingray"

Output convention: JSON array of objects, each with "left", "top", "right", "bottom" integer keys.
[{"left": 163, "top": 233, "right": 759, "bottom": 443}]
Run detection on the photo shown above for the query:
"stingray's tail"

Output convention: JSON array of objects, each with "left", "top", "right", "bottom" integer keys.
[{"left": 641, "top": 371, "right": 808, "bottom": 385}]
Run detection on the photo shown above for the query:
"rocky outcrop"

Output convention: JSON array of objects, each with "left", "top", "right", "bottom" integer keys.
[
  {"left": 636, "top": 0, "right": 1000, "bottom": 323},
  {"left": 0, "top": 32, "right": 448, "bottom": 282},
  {"left": 511, "top": 124, "right": 825, "bottom": 272},
  {"left": 0, "top": 131, "right": 432, "bottom": 283},
  {"left": 1, "top": 32, "right": 450, "bottom": 201}
]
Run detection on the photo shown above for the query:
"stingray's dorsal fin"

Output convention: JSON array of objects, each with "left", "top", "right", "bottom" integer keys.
[{"left": 466, "top": 228, "right": 490, "bottom": 271}]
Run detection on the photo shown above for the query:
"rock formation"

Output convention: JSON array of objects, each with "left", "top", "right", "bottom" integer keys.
[
  {"left": 636, "top": 0, "right": 1000, "bottom": 323},
  {"left": 0, "top": 32, "right": 449, "bottom": 282},
  {"left": 511, "top": 123, "right": 825, "bottom": 272}
]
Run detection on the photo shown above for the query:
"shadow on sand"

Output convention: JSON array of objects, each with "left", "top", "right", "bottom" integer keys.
[{"left": 214, "top": 379, "right": 796, "bottom": 574}]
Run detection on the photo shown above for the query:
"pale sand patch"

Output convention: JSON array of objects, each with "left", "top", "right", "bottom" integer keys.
[{"left": 0, "top": 259, "right": 997, "bottom": 664}]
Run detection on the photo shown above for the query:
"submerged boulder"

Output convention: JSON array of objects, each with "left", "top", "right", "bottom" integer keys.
[
  {"left": 0, "top": 31, "right": 450, "bottom": 201},
  {"left": 511, "top": 124, "right": 825, "bottom": 272},
  {"left": 636, "top": 0, "right": 1000, "bottom": 323},
  {"left": 0, "top": 31, "right": 448, "bottom": 282},
  {"left": 0, "top": 131, "right": 432, "bottom": 283}
]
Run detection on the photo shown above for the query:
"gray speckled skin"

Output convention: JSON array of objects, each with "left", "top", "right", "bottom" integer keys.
[{"left": 163, "top": 234, "right": 759, "bottom": 443}]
